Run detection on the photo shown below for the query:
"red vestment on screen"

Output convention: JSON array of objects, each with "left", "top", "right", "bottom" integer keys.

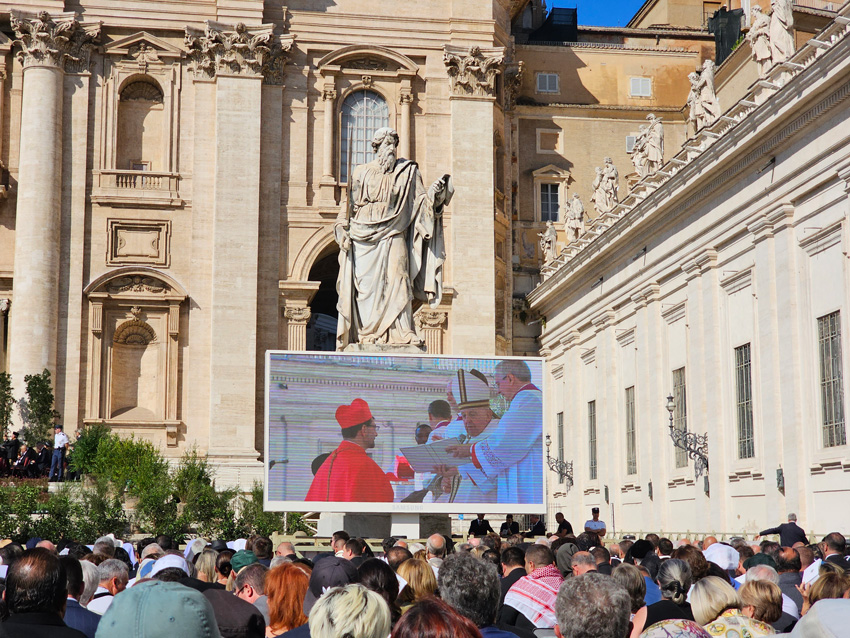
[{"left": 306, "top": 440, "right": 394, "bottom": 502}]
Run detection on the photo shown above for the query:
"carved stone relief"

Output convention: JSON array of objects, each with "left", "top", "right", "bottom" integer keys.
[
  {"left": 107, "top": 220, "right": 171, "bottom": 267},
  {"left": 504, "top": 61, "right": 524, "bottom": 111},
  {"left": 107, "top": 275, "right": 169, "bottom": 294},
  {"left": 443, "top": 45, "right": 506, "bottom": 98},
  {"left": 284, "top": 306, "right": 312, "bottom": 323},
  {"left": 113, "top": 318, "right": 157, "bottom": 345},
  {"left": 414, "top": 309, "right": 448, "bottom": 330},
  {"left": 11, "top": 10, "right": 101, "bottom": 72}
]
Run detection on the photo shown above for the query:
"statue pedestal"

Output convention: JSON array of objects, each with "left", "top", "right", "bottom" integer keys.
[{"left": 343, "top": 343, "right": 426, "bottom": 354}]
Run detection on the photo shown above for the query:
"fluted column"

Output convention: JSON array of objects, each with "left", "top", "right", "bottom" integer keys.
[
  {"left": 399, "top": 90, "right": 412, "bottom": 159},
  {"left": 414, "top": 309, "right": 447, "bottom": 355},
  {"left": 8, "top": 11, "right": 98, "bottom": 401},
  {"left": 284, "top": 306, "right": 311, "bottom": 351},
  {"left": 319, "top": 83, "right": 337, "bottom": 205}
]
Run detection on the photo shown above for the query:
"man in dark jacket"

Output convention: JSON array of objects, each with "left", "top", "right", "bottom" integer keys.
[
  {"left": 0, "top": 548, "right": 87, "bottom": 638},
  {"left": 757, "top": 513, "right": 808, "bottom": 547},
  {"left": 820, "top": 532, "right": 849, "bottom": 572},
  {"left": 59, "top": 556, "right": 100, "bottom": 638}
]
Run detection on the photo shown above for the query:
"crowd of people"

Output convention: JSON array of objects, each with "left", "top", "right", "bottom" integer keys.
[
  {"left": 1, "top": 425, "right": 71, "bottom": 481},
  {"left": 0, "top": 515, "right": 848, "bottom": 638}
]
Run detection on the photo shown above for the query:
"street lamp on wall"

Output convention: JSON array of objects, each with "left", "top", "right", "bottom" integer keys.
[
  {"left": 545, "top": 434, "right": 574, "bottom": 491},
  {"left": 665, "top": 393, "right": 709, "bottom": 481}
]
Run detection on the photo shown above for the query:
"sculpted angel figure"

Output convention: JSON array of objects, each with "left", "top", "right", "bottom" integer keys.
[
  {"left": 335, "top": 127, "right": 452, "bottom": 349},
  {"left": 748, "top": 6, "right": 773, "bottom": 78},
  {"left": 566, "top": 193, "right": 585, "bottom": 243},
  {"left": 538, "top": 220, "right": 558, "bottom": 264},
  {"left": 770, "top": 0, "right": 796, "bottom": 65}
]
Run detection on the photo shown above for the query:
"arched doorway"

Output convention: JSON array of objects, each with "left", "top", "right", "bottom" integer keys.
[{"left": 306, "top": 249, "right": 339, "bottom": 351}]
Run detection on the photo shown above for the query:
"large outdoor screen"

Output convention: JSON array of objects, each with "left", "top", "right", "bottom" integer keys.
[{"left": 264, "top": 351, "right": 545, "bottom": 514}]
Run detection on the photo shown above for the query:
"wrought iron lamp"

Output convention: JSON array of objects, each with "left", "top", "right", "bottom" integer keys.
[
  {"left": 666, "top": 393, "right": 709, "bottom": 480},
  {"left": 545, "top": 434, "right": 574, "bottom": 491}
]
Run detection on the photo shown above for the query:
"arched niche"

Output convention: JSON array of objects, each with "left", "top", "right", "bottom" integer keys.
[
  {"left": 83, "top": 268, "right": 187, "bottom": 446},
  {"left": 116, "top": 76, "right": 165, "bottom": 171}
]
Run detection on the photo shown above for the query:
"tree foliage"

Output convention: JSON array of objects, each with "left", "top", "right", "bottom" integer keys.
[
  {"left": 0, "top": 372, "right": 13, "bottom": 438},
  {"left": 20, "top": 369, "right": 60, "bottom": 445}
]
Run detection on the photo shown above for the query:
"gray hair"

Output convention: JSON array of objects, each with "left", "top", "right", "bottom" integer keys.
[
  {"left": 555, "top": 573, "right": 629, "bottom": 638},
  {"left": 97, "top": 558, "right": 129, "bottom": 585},
  {"left": 657, "top": 558, "right": 692, "bottom": 605},
  {"left": 309, "top": 583, "right": 390, "bottom": 638},
  {"left": 788, "top": 513, "right": 797, "bottom": 521},
  {"left": 370, "top": 127, "right": 399, "bottom": 151},
  {"left": 270, "top": 555, "right": 291, "bottom": 569},
  {"left": 79, "top": 560, "right": 100, "bottom": 606},
  {"left": 571, "top": 551, "right": 596, "bottom": 568},
  {"left": 438, "top": 552, "right": 500, "bottom": 627},
  {"left": 746, "top": 564, "right": 779, "bottom": 584},
  {"left": 235, "top": 563, "right": 268, "bottom": 595},
  {"left": 427, "top": 534, "right": 446, "bottom": 559}
]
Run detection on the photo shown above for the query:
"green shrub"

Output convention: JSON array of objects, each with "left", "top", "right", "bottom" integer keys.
[
  {"left": 68, "top": 423, "right": 111, "bottom": 476},
  {"left": 20, "top": 369, "right": 60, "bottom": 446},
  {"left": 0, "top": 372, "right": 13, "bottom": 438},
  {"left": 238, "top": 483, "right": 285, "bottom": 537},
  {"left": 74, "top": 478, "right": 128, "bottom": 540}
]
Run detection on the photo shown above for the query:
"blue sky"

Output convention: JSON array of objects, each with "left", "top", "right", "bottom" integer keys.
[{"left": 548, "top": 0, "right": 648, "bottom": 27}]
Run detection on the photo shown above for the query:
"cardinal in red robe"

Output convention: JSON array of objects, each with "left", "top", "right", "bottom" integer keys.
[{"left": 306, "top": 398, "right": 395, "bottom": 502}]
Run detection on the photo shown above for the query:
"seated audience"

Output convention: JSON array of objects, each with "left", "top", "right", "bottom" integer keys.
[
  {"left": 501, "top": 545, "right": 562, "bottom": 629},
  {"left": 554, "top": 573, "right": 630, "bottom": 638},
  {"left": 611, "top": 563, "right": 646, "bottom": 638},
  {"left": 265, "top": 563, "right": 310, "bottom": 637},
  {"left": 739, "top": 580, "right": 785, "bottom": 630},
  {"left": 397, "top": 558, "right": 437, "bottom": 611},
  {"left": 391, "top": 597, "right": 482, "bottom": 638},
  {"left": 358, "top": 558, "right": 401, "bottom": 627},
  {"left": 690, "top": 576, "right": 775, "bottom": 636},
  {"left": 310, "top": 584, "right": 390, "bottom": 638},
  {"left": 644, "top": 558, "right": 695, "bottom": 627},
  {"left": 86, "top": 558, "right": 129, "bottom": 616},
  {"left": 60, "top": 556, "right": 100, "bottom": 638}
]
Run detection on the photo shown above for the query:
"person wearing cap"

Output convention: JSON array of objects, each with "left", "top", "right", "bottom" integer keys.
[
  {"left": 49, "top": 424, "right": 70, "bottom": 482},
  {"left": 306, "top": 399, "right": 394, "bottom": 502},
  {"left": 584, "top": 507, "right": 606, "bottom": 538},
  {"left": 756, "top": 514, "right": 809, "bottom": 548},
  {"left": 443, "top": 360, "right": 543, "bottom": 504}
]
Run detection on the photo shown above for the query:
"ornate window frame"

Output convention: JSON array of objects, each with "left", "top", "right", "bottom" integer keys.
[
  {"left": 533, "top": 164, "right": 570, "bottom": 223},
  {"left": 83, "top": 267, "right": 187, "bottom": 446}
]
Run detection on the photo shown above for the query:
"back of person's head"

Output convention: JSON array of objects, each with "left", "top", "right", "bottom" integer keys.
[
  {"left": 386, "top": 546, "right": 413, "bottom": 572},
  {"left": 571, "top": 551, "right": 596, "bottom": 569},
  {"left": 358, "top": 558, "right": 400, "bottom": 623},
  {"left": 438, "top": 552, "right": 499, "bottom": 627},
  {"left": 645, "top": 533, "right": 660, "bottom": 547},
  {"left": 137, "top": 537, "right": 156, "bottom": 557},
  {"left": 739, "top": 579, "right": 782, "bottom": 623},
  {"left": 481, "top": 533, "right": 500, "bottom": 552},
  {"left": 555, "top": 573, "right": 629, "bottom": 638},
  {"left": 822, "top": 532, "right": 846, "bottom": 554},
  {"left": 428, "top": 400, "right": 451, "bottom": 421},
  {"left": 79, "top": 559, "right": 100, "bottom": 606},
  {"left": 809, "top": 571, "right": 850, "bottom": 605},
  {"left": 501, "top": 546, "right": 524, "bottom": 568},
  {"left": 0, "top": 543, "right": 24, "bottom": 567},
  {"left": 153, "top": 567, "right": 188, "bottom": 582},
  {"left": 397, "top": 558, "right": 437, "bottom": 604},
  {"left": 253, "top": 537, "right": 273, "bottom": 560},
  {"left": 658, "top": 538, "right": 674, "bottom": 556},
  {"left": 525, "top": 544, "right": 554, "bottom": 568},
  {"left": 332, "top": 531, "right": 351, "bottom": 546},
  {"left": 427, "top": 534, "right": 446, "bottom": 559},
  {"left": 155, "top": 534, "right": 174, "bottom": 551},
  {"left": 68, "top": 543, "right": 93, "bottom": 562},
  {"left": 93, "top": 542, "right": 115, "bottom": 559},
  {"left": 737, "top": 545, "right": 754, "bottom": 563},
  {"left": 590, "top": 546, "right": 610, "bottom": 564},
  {"left": 391, "top": 597, "right": 482, "bottom": 638},
  {"left": 797, "top": 546, "right": 815, "bottom": 569},
  {"left": 266, "top": 563, "right": 309, "bottom": 633},
  {"left": 5, "top": 548, "right": 67, "bottom": 615},
  {"left": 690, "top": 576, "right": 741, "bottom": 625},
  {"left": 745, "top": 564, "right": 779, "bottom": 584},
  {"left": 59, "top": 555, "right": 85, "bottom": 600},
  {"left": 344, "top": 539, "right": 364, "bottom": 557},
  {"left": 671, "top": 544, "right": 709, "bottom": 582},
  {"left": 775, "top": 547, "right": 801, "bottom": 573},
  {"left": 310, "top": 583, "right": 390, "bottom": 638},
  {"left": 97, "top": 558, "right": 129, "bottom": 586},
  {"left": 656, "top": 558, "right": 692, "bottom": 605},
  {"left": 216, "top": 549, "right": 235, "bottom": 579},
  {"left": 235, "top": 563, "right": 268, "bottom": 595},
  {"left": 195, "top": 549, "right": 218, "bottom": 582},
  {"left": 611, "top": 563, "right": 645, "bottom": 613},
  {"left": 574, "top": 532, "right": 599, "bottom": 552}
]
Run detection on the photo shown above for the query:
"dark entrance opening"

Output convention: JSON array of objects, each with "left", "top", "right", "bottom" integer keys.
[{"left": 306, "top": 249, "right": 340, "bottom": 351}]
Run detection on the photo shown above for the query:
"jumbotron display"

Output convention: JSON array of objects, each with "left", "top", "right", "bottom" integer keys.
[{"left": 264, "top": 352, "right": 545, "bottom": 514}]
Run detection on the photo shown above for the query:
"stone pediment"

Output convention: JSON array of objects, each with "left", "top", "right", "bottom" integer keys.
[
  {"left": 103, "top": 32, "right": 184, "bottom": 59},
  {"left": 317, "top": 45, "right": 418, "bottom": 74},
  {"left": 533, "top": 164, "right": 570, "bottom": 179}
]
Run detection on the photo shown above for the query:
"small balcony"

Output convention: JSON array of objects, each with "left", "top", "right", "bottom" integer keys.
[{"left": 91, "top": 169, "right": 182, "bottom": 208}]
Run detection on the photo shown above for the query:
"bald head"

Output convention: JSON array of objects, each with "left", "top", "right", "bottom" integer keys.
[
  {"left": 35, "top": 540, "right": 57, "bottom": 554},
  {"left": 703, "top": 536, "right": 718, "bottom": 549},
  {"left": 275, "top": 542, "right": 295, "bottom": 557},
  {"left": 427, "top": 534, "right": 446, "bottom": 559}
]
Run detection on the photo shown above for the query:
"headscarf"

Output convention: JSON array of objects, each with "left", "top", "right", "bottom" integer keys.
[
  {"left": 556, "top": 542, "right": 578, "bottom": 578},
  {"left": 503, "top": 563, "right": 564, "bottom": 628}
]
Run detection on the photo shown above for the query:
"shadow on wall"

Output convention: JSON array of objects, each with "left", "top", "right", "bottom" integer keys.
[{"left": 519, "top": 45, "right": 599, "bottom": 106}]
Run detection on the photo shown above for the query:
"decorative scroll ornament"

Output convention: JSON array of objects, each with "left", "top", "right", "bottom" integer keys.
[
  {"left": 414, "top": 309, "right": 448, "bottom": 330},
  {"left": 284, "top": 306, "right": 311, "bottom": 323},
  {"left": 184, "top": 21, "right": 295, "bottom": 85},
  {"left": 503, "top": 61, "right": 524, "bottom": 111},
  {"left": 108, "top": 275, "right": 168, "bottom": 294},
  {"left": 443, "top": 45, "right": 506, "bottom": 98},
  {"left": 11, "top": 10, "right": 101, "bottom": 72}
]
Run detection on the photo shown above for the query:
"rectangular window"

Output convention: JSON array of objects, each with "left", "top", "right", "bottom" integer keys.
[
  {"left": 540, "top": 183, "right": 560, "bottom": 222},
  {"left": 735, "top": 343, "right": 755, "bottom": 459},
  {"left": 673, "top": 367, "right": 688, "bottom": 468},
  {"left": 536, "top": 72, "right": 559, "bottom": 93},
  {"left": 625, "top": 386, "right": 637, "bottom": 475},
  {"left": 818, "top": 311, "right": 846, "bottom": 447},
  {"left": 588, "top": 401, "right": 597, "bottom": 480},
  {"left": 557, "top": 412, "right": 565, "bottom": 484},
  {"left": 626, "top": 135, "right": 636, "bottom": 153},
  {"left": 629, "top": 77, "right": 652, "bottom": 98}
]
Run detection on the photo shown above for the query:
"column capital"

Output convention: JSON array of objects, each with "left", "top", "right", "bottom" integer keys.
[
  {"left": 322, "top": 87, "right": 338, "bottom": 101},
  {"left": 11, "top": 10, "right": 100, "bottom": 72},
  {"left": 443, "top": 45, "right": 505, "bottom": 98},
  {"left": 184, "top": 20, "right": 295, "bottom": 84},
  {"left": 399, "top": 91, "right": 413, "bottom": 105},
  {"left": 415, "top": 308, "right": 448, "bottom": 330},
  {"left": 284, "top": 306, "right": 311, "bottom": 323}
]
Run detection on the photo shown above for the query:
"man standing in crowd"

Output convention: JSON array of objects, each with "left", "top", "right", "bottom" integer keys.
[
  {"left": 2, "top": 431, "right": 21, "bottom": 475},
  {"left": 502, "top": 545, "right": 563, "bottom": 628},
  {"left": 554, "top": 513, "right": 573, "bottom": 537},
  {"left": 469, "top": 514, "right": 495, "bottom": 537},
  {"left": 49, "top": 424, "right": 70, "bottom": 482},
  {"left": 584, "top": 507, "right": 606, "bottom": 538},
  {"left": 0, "top": 548, "right": 87, "bottom": 638},
  {"left": 820, "top": 533, "right": 849, "bottom": 572},
  {"left": 427, "top": 533, "right": 447, "bottom": 572},
  {"left": 86, "top": 559, "right": 129, "bottom": 615},
  {"left": 306, "top": 398, "right": 394, "bottom": 502},
  {"left": 60, "top": 556, "right": 100, "bottom": 638},
  {"left": 757, "top": 513, "right": 808, "bottom": 547},
  {"left": 500, "top": 515, "right": 520, "bottom": 538}
]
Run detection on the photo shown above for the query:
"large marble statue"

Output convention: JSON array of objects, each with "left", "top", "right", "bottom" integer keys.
[
  {"left": 770, "top": 0, "right": 795, "bottom": 66},
  {"left": 645, "top": 114, "right": 664, "bottom": 174},
  {"left": 566, "top": 193, "right": 585, "bottom": 242},
  {"left": 748, "top": 6, "right": 773, "bottom": 78},
  {"left": 630, "top": 125, "right": 649, "bottom": 178},
  {"left": 591, "top": 159, "right": 619, "bottom": 215},
  {"left": 698, "top": 60, "right": 721, "bottom": 128},
  {"left": 687, "top": 71, "right": 703, "bottom": 131},
  {"left": 538, "top": 220, "right": 558, "bottom": 264},
  {"left": 335, "top": 127, "right": 452, "bottom": 349}
]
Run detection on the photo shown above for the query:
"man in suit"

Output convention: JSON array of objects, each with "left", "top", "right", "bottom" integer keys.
[
  {"left": 757, "top": 513, "right": 809, "bottom": 547},
  {"left": 500, "top": 515, "right": 519, "bottom": 538},
  {"left": 499, "top": 547, "right": 527, "bottom": 606},
  {"left": 819, "top": 532, "right": 849, "bottom": 572},
  {"left": 0, "top": 548, "right": 87, "bottom": 638},
  {"left": 469, "top": 514, "right": 495, "bottom": 537},
  {"left": 522, "top": 515, "right": 545, "bottom": 539},
  {"left": 60, "top": 556, "right": 100, "bottom": 638}
]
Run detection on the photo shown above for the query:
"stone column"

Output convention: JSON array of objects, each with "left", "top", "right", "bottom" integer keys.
[
  {"left": 444, "top": 45, "right": 505, "bottom": 355},
  {"left": 0, "top": 299, "right": 9, "bottom": 373},
  {"left": 414, "top": 309, "right": 447, "bottom": 355},
  {"left": 8, "top": 11, "right": 98, "bottom": 405},
  {"left": 284, "top": 306, "right": 311, "bottom": 351},
  {"left": 399, "top": 90, "right": 412, "bottom": 159},
  {"left": 279, "top": 280, "right": 319, "bottom": 351},
  {"left": 185, "top": 22, "right": 293, "bottom": 487},
  {"left": 319, "top": 80, "right": 337, "bottom": 205}
]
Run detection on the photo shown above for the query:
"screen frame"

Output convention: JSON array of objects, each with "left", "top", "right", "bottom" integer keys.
[{"left": 263, "top": 349, "right": 547, "bottom": 514}]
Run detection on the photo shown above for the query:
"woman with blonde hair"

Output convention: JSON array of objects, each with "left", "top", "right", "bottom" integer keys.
[
  {"left": 797, "top": 570, "right": 850, "bottom": 616},
  {"left": 194, "top": 549, "right": 218, "bottom": 583},
  {"left": 691, "top": 576, "right": 774, "bottom": 636},
  {"left": 310, "top": 584, "right": 390, "bottom": 638},
  {"left": 739, "top": 580, "right": 783, "bottom": 625},
  {"left": 266, "top": 562, "right": 310, "bottom": 637},
  {"left": 397, "top": 558, "right": 437, "bottom": 610}
]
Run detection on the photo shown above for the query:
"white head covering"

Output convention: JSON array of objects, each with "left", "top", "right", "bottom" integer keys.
[
  {"left": 150, "top": 554, "right": 190, "bottom": 577},
  {"left": 703, "top": 542, "right": 739, "bottom": 571},
  {"left": 122, "top": 542, "right": 138, "bottom": 567},
  {"left": 232, "top": 539, "right": 247, "bottom": 551},
  {"left": 449, "top": 369, "right": 492, "bottom": 410}
]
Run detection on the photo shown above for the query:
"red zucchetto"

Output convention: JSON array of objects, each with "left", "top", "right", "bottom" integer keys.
[{"left": 335, "top": 398, "right": 373, "bottom": 430}]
